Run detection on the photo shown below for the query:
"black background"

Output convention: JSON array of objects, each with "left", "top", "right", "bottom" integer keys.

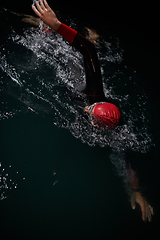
[{"left": 0, "top": 1, "right": 159, "bottom": 239}]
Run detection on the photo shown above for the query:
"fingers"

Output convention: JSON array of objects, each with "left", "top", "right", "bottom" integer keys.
[
  {"left": 32, "top": 1, "right": 46, "bottom": 18},
  {"left": 32, "top": 5, "right": 41, "bottom": 18},
  {"left": 40, "top": 0, "right": 46, "bottom": 11},
  {"left": 130, "top": 192, "right": 136, "bottom": 210},
  {"left": 142, "top": 203, "right": 154, "bottom": 222},
  {"left": 147, "top": 209, "right": 152, "bottom": 222},
  {"left": 36, "top": 1, "right": 44, "bottom": 14},
  {"left": 141, "top": 204, "right": 146, "bottom": 222},
  {"left": 44, "top": 0, "right": 51, "bottom": 10},
  {"left": 131, "top": 200, "right": 136, "bottom": 210},
  {"left": 150, "top": 205, "right": 154, "bottom": 216},
  {"left": 140, "top": 200, "right": 148, "bottom": 222},
  {"left": 32, "top": 1, "right": 51, "bottom": 18},
  {"left": 147, "top": 205, "right": 154, "bottom": 222}
]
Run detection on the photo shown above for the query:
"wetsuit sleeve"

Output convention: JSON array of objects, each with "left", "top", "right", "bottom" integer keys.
[
  {"left": 126, "top": 166, "right": 140, "bottom": 191},
  {"left": 72, "top": 33, "right": 105, "bottom": 101},
  {"left": 57, "top": 23, "right": 77, "bottom": 45},
  {"left": 57, "top": 23, "right": 106, "bottom": 104}
]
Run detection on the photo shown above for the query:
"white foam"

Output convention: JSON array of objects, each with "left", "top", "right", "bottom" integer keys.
[{"left": 0, "top": 23, "right": 154, "bottom": 154}]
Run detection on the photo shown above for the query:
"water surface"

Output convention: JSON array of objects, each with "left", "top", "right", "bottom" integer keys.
[{"left": 0, "top": 9, "right": 159, "bottom": 239}]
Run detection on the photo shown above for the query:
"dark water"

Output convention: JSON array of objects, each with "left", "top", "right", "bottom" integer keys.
[{"left": 0, "top": 6, "right": 160, "bottom": 239}]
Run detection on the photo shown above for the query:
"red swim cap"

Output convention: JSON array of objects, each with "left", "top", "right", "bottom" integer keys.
[{"left": 93, "top": 102, "right": 121, "bottom": 128}]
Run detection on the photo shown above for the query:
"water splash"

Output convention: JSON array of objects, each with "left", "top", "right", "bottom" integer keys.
[
  {"left": 0, "top": 22, "right": 153, "bottom": 154},
  {"left": 0, "top": 163, "right": 26, "bottom": 200}
]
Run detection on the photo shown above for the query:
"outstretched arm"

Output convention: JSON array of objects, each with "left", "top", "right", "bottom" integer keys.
[{"left": 32, "top": 0, "right": 105, "bottom": 103}]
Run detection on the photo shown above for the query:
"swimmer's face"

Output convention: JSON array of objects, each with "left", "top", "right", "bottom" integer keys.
[
  {"left": 84, "top": 105, "right": 98, "bottom": 125},
  {"left": 84, "top": 105, "right": 95, "bottom": 114},
  {"left": 84, "top": 106, "right": 91, "bottom": 113}
]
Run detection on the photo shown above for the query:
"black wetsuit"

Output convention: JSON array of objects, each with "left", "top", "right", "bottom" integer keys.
[{"left": 72, "top": 33, "right": 107, "bottom": 105}]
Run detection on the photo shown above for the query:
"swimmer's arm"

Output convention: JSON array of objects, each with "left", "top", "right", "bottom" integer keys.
[
  {"left": 130, "top": 191, "right": 154, "bottom": 222},
  {"left": 126, "top": 166, "right": 154, "bottom": 222},
  {"left": 32, "top": 0, "right": 61, "bottom": 31}
]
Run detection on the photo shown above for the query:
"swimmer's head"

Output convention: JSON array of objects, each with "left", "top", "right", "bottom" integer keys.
[{"left": 86, "top": 102, "right": 121, "bottom": 128}]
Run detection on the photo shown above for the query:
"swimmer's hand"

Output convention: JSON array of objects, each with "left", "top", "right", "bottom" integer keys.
[
  {"left": 32, "top": 0, "right": 61, "bottom": 31},
  {"left": 130, "top": 191, "right": 154, "bottom": 222}
]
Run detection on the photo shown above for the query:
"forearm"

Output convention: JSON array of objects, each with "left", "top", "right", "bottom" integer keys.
[
  {"left": 126, "top": 166, "right": 140, "bottom": 192},
  {"left": 56, "top": 23, "right": 77, "bottom": 44}
]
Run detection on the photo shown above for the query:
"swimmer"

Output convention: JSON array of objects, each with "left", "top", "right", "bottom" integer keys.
[
  {"left": 32, "top": 0, "right": 153, "bottom": 222},
  {"left": 32, "top": 0, "right": 120, "bottom": 129}
]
